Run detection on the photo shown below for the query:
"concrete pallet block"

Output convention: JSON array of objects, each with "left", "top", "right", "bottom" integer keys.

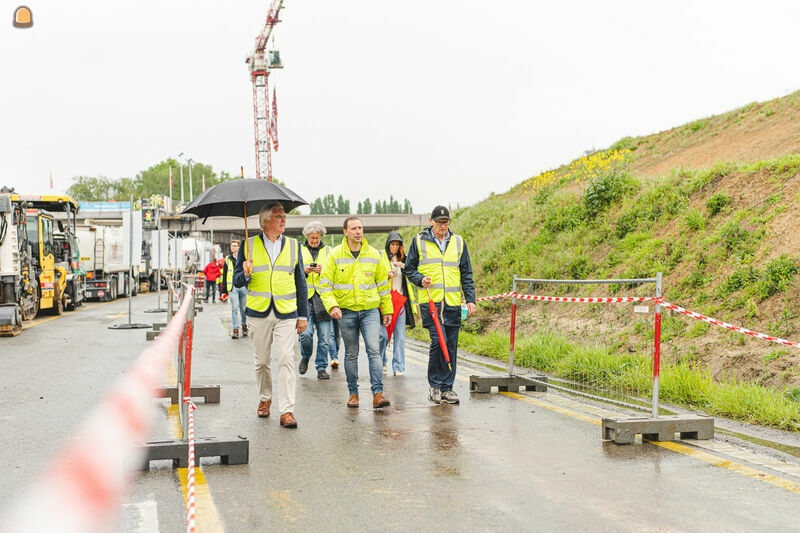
[
  {"left": 159, "top": 385, "right": 221, "bottom": 404},
  {"left": 145, "top": 330, "right": 162, "bottom": 341},
  {"left": 136, "top": 436, "right": 249, "bottom": 469},
  {"left": 151, "top": 322, "right": 167, "bottom": 331},
  {"left": 602, "top": 414, "right": 714, "bottom": 444},
  {"left": 469, "top": 374, "right": 548, "bottom": 394}
]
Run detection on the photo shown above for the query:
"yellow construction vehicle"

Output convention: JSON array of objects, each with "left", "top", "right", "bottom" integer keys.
[{"left": 0, "top": 191, "right": 84, "bottom": 335}]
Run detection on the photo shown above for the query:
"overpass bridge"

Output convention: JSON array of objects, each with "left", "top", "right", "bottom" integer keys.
[{"left": 66, "top": 211, "right": 429, "bottom": 244}]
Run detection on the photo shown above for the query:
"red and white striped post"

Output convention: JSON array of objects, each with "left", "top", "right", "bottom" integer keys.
[
  {"left": 508, "top": 275, "right": 518, "bottom": 376},
  {"left": 652, "top": 272, "right": 663, "bottom": 418}
]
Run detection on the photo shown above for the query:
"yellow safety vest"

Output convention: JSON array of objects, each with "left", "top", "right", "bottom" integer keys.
[
  {"left": 319, "top": 237, "right": 393, "bottom": 314},
  {"left": 416, "top": 233, "right": 463, "bottom": 306},
  {"left": 300, "top": 244, "right": 330, "bottom": 299},
  {"left": 246, "top": 235, "right": 299, "bottom": 314},
  {"left": 224, "top": 256, "right": 235, "bottom": 291}
]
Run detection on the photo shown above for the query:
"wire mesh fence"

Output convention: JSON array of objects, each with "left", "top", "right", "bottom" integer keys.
[{"left": 507, "top": 275, "right": 664, "bottom": 416}]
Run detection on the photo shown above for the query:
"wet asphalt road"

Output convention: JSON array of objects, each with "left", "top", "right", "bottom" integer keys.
[{"left": 2, "top": 293, "right": 800, "bottom": 532}]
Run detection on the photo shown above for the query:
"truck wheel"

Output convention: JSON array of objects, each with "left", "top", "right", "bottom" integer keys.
[{"left": 54, "top": 294, "right": 64, "bottom": 315}]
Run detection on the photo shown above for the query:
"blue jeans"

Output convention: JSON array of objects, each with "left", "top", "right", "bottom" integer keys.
[
  {"left": 205, "top": 280, "right": 217, "bottom": 302},
  {"left": 329, "top": 319, "right": 341, "bottom": 358},
  {"left": 229, "top": 286, "right": 247, "bottom": 330},
  {"left": 427, "top": 324, "right": 459, "bottom": 392},
  {"left": 379, "top": 309, "right": 406, "bottom": 372},
  {"left": 339, "top": 308, "right": 383, "bottom": 395},
  {"left": 300, "top": 310, "right": 333, "bottom": 371}
]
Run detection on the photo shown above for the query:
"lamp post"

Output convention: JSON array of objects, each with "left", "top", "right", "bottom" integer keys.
[
  {"left": 187, "top": 158, "right": 194, "bottom": 202},
  {"left": 178, "top": 152, "right": 185, "bottom": 206}
]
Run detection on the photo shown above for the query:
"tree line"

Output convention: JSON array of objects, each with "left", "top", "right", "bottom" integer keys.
[
  {"left": 66, "top": 158, "right": 232, "bottom": 202},
  {"left": 309, "top": 194, "right": 412, "bottom": 215}
]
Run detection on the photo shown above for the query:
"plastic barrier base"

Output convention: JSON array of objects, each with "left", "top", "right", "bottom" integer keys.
[
  {"left": 159, "top": 385, "right": 221, "bottom": 404},
  {"left": 470, "top": 374, "right": 548, "bottom": 393},
  {"left": 137, "top": 435, "right": 249, "bottom": 469},
  {"left": 146, "top": 330, "right": 162, "bottom": 341},
  {"left": 151, "top": 322, "right": 168, "bottom": 331},
  {"left": 602, "top": 414, "right": 714, "bottom": 444}
]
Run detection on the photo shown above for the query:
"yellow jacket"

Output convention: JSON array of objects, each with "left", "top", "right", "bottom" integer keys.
[{"left": 319, "top": 237, "right": 392, "bottom": 314}]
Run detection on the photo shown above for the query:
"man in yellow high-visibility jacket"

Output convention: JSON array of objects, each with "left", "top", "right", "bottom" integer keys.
[
  {"left": 233, "top": 203, "right": 308, "bottom": 428},
  {"left": 222, "top": 239, "right": 247, "bottom": 339},
  {"left": 404, "top": 205, "right": 476, "bottom": 405},
  {"left": 319, "top": 216, "right": 393, "bottom": 410}
]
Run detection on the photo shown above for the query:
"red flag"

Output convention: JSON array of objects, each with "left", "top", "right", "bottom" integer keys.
[
  {"left": 270, "top": 87, "right": 279, "bottom": 151},
  {"left": 385, "top": 290, "right": 408, "bottom": 341},
  {"left": 426, "top": 288, "right": 452, "bottom": 370},
  {"left": 169, "top": 166, "right": 173, "bottom": 189},
  {"left": 49, "top": 171, "right": 54, "bottom": 190}
]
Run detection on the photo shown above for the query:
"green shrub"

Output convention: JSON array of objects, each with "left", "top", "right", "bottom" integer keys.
[
  {"left": 757, "top": 256, "right": 800, "bottom": 299},
  {"left": 683, "top": 208, "right": 706, "bottom": 231},
  {"left": 706, "top": 192, "right": 732, "bottom": 216},
  {"left": 584, "top": 170, "right": 635, "bottom": 218}
]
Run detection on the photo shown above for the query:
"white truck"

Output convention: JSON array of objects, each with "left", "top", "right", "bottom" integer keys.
[{"left": 77, "top": 221, "right": 140, "bottom": 301}]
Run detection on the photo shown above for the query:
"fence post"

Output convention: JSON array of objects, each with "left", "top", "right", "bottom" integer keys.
[
  {"left": 183, "top": 288, "right": 196, "bottom": 400},
  {"left": 652, "top": 272, "right": 663, "bottom": 419},
  {"left": 509, "top": 275, "right": 518, "bottom": 376},
  {"left": 177, "top": 284, "right": 188, "bottom": 439}
]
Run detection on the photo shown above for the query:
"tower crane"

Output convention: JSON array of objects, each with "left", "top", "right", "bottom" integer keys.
[{"left": 246, "top": 0, "right": 285, "bottom": 181}]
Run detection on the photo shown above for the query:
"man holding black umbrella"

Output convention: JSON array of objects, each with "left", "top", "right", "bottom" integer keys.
[
  {"left": 233, "top": 202, "right": 308, "bottom": 428},
  {"left": 404, "top": 206, "right": 476, "bottom": 405}
]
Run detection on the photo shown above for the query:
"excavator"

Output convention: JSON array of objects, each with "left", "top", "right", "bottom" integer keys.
[{"left": 0, "top": 190, "right": 84, "bottom": 336}]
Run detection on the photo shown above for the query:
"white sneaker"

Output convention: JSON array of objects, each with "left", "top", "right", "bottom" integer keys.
[
  {"left": 382, "top": 365, "right": 388, "bottom": 374},
  {"left": 394, "top": 371, "right": 405, "bottom": 376}
]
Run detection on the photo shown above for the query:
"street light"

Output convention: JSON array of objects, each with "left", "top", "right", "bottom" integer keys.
[
  {"left": 187, "top": 158, "right": 194, "bottom": 202},
  {"left": 178, "top": 152, "right": 185, "bottom": 206}
]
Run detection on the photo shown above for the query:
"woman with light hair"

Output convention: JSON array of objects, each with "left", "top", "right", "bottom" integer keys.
[{"left": 298, "top": 221, "right": 339, "bottom": 378}]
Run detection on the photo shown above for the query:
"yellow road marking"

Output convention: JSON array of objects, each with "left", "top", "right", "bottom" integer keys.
[
  {"left": 650, "top": 441, "right": 800, "bottom": 494},
  {"left": 165, "top": 359, "right": 224, "bottom": 531},
  {"left": 406, "top": 351, "right": 800, "bottom": 494},
  {"left": 178, "top": 468, "right": 225, "bottom": 532}
]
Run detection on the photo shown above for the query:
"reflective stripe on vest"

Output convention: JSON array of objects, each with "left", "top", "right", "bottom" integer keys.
[
  {"left": 416, "top": 233, "right": 463, "bottom": 306},
  {"left": 246, "top": 235, "right": 298, "bottom": 314},
  {"left": 301, "top": 244, "right": 329, "bottom": 299}
]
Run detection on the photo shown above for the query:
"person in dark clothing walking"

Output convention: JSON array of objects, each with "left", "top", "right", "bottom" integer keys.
[
  {"left": 404, "top": 205, "right": 476, "bottom": 405},
  {"left": 378, "top": 231, "right": 417, "bottom": 376}
]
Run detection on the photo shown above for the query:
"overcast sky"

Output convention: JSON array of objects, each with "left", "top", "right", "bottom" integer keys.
[{"left": 2, "top": 1, "right": 799, "bottom": 213}]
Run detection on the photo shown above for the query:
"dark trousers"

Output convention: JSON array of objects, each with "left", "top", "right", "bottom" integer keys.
[
  {"left": 205, "top": 280, "right": 217, "bottom": 302},
  {"left": 427, "top": 324, "right": 459, "bottom": 391}
]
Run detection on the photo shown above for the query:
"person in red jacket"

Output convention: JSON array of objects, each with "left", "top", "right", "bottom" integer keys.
[{"left": 203, "top": 258, "right": 222, "bottom": 303}]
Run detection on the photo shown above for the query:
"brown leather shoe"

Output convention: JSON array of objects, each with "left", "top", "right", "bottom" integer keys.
[
  {"left": 373, "top": 392, "right": 390, "bottom": 409},
  {"left": 330, "top": 360, "right": 339, "bottom": 370},
  {"left": 347, "top": 394, "right": 359, "bottom": 408},
  {"left": 280, "top": 412, "right": 297, "bottom": 428},
  {"left": 257, "top": 400, "right": 271, "bottom": 418}
]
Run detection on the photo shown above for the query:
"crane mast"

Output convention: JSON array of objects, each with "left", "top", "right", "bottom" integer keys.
[{"left": 247, "top": 0, "right": 284, "bottom": 181}]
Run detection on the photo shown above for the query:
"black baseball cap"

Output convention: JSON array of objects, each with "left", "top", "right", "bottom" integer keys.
[{"left": 430, "top": 205, "right": 450, "bottom": 221}]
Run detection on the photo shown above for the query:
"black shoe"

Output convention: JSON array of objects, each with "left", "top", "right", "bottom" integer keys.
[
  {"left": 317, "top": 369, "right": 330, "bottom": 380},
  {"left": 299, "top": 358, "right": 309, "bottom": 375}
]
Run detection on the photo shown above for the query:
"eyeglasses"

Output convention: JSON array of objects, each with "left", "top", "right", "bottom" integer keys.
[
  {"left": 433, "top": 219, "right": 450, "bottom": 225},
  {"left": 270, "top": 215, "right": 287, "bottom": 221}
]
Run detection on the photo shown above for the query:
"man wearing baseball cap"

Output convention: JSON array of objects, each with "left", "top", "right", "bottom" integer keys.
[{"left": 404, "top": 205, "right": 476, "bottom": 404}]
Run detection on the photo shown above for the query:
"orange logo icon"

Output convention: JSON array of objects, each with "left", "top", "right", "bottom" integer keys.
[{"left": 13, "top": 6, "right": 32, "bottom": 28}]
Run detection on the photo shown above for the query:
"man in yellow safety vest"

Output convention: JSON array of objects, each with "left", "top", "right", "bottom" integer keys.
[
  {"left": 223, "top": 239, "right": 247, "bottom": 339},
  {"left": 319, "top": 216, "right": 393, "bottom": 410},
  {"left": 233, "top": 203, "right": 308, "bottom": 428},
  {"left": 404, "top": 205, "right": 476, "bottom": 405}
]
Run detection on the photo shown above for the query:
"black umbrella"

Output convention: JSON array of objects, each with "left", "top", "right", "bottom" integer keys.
[{"left": 180, "top": 178, "right": 309, "bottom": 260}]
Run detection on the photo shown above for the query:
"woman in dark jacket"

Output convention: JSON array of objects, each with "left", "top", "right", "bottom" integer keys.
[{"left": 379, "top": 231, "right": 417, "bottom": 376}]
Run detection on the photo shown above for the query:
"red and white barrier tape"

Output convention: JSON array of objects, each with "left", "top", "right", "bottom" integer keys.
[
  {"left": 475, "top": 291, "right": 515, "bottom": 302},
  {"left": 658, "top": 300, "right": 800, "bottom": 350},
  {"left": 513, "top": 294, "right": 659, "bottom": 303},
  {"left": 2, "top": 288, "right": 194, "bottom": 533},
  {"left": 183, "top": 397, "right": 197, "bottom": 533},
  {"left": 471, "top": 290, "right": 800, "bottom": 350}
]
